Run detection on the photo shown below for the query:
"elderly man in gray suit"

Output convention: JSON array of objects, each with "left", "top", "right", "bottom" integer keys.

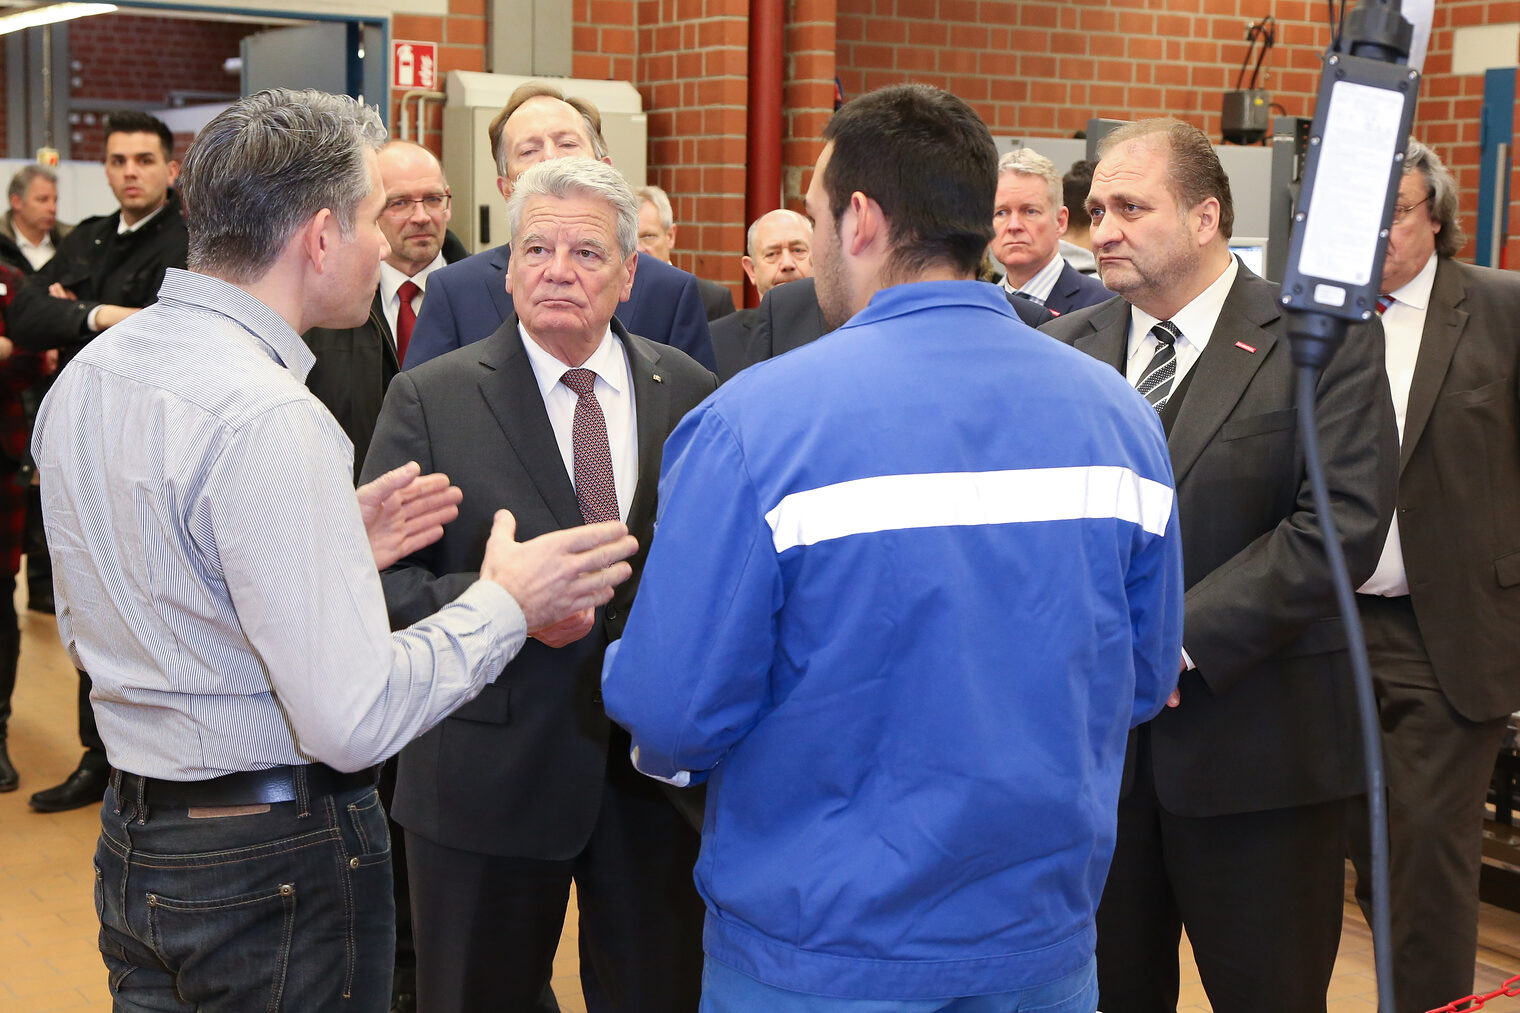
[
  {"left": 363, "top": 156, "right": 715, "bottom": 1013},
  {"left": 1347, "top": 138, "right": 1520, "bottom": 1012}
]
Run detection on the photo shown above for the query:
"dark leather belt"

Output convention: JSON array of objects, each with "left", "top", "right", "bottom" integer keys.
[{"left": 116, "top": 763, "right": 378, "bottom": 807}]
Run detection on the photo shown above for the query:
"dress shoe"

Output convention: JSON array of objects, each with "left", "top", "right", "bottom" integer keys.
[
  {"left": 29, "top": 764, "right": 109, "bottom": 812},
  {"left": 390, "top": 993, "right": 417, "bottom": 1013},
  {"left": 0, "top": 741, "right": 16, "bottom": 792}
]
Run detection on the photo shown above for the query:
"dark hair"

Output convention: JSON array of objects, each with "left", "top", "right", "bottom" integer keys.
[
  {"left": 1064, "top": 159, "right": 1095, "bottom": 229},
  {"left": 819, "top": 84, "right": 996, "bottom": 279},
  {"left": 1099, "top": 118, "right": 1235, "bottom": 240},
  {"left": 104, "top": 111, "right": 175, "bottom": 161}
]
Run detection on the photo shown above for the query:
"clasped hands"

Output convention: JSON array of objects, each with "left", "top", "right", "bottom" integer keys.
[{"left": 359, "top": 462, "right": 636, "bottom": 648}]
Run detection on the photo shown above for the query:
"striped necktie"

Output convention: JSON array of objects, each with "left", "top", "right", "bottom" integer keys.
[
  {"left": 1136, "top": 320, "right": 1181, "bottom": 413},
  {"left": 1375, "top": 294, "right": 1394, "bottom": 316}
]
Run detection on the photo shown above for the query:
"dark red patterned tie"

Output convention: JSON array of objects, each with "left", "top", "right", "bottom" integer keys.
[
  {"left": 396, "top": 280, "right": 420, "bottom": 364},
  {"left": 559, "top": 368, "right": 620, "bottom": 523}
]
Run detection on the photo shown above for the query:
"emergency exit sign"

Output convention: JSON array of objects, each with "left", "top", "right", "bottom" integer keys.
[{"left": 392, "top": 40, "right": 438, "bottom": 90}]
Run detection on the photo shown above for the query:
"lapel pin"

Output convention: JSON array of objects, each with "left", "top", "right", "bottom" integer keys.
[
  {"left": 652, "top": 373, "right": 663, "bottom": 383},
  {"left": 1234, "top": 341, "right": 1257, "bottom": 353}
]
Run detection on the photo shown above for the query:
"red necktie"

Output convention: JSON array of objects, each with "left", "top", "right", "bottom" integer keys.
[
  {"left": 1375, "top": 294, "right": 1394, "bottom": 316},
  {"left": 559, "top": 368, "right": 620, "bottom": 523},
  {"left": 396, "top": 280, "right": 421, "bottom": 364}
]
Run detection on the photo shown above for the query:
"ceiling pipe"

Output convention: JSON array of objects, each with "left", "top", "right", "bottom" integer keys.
[{"left": 744, "top": 0, "right": 784, "bottom": 308}]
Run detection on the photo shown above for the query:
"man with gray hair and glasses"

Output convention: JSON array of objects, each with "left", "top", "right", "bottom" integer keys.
[
  {"left": 31, "top": 88, "right": 638, "bottom": 1010},
  {"left": 363, "top": 155, "right": 714, "bottom": 1012},
  {"left": 1346, "top": 137, "right": 1520, "bottom": 1011}
]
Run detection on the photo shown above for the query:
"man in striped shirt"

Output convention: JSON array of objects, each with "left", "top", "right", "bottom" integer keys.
[{"left": 33, "top": 88, "right": 637, "bottom": 1010}]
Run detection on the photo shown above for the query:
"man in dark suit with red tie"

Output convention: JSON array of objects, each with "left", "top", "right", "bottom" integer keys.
[
  {"left": 1347, "top": 138, "right": 1520, "bottom": 1012},
  {"left": 304, "top": 140, "right": 465, "bottom": 477},
  {"left": 363, "top": 156, "right": 714, "bottom": 1012},
  {"left": 1042, "top": 118, "right": 1397, "bottom": 1013}
]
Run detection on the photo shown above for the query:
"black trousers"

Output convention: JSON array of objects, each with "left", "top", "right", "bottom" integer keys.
[
  {"left": 406, "top": 748, "right": 704, "bottom": 1013},
  {"left": 1347, "top": 594, "right": 1507, "bottom": 1013},
  {"left": 0, "top": 573, "right": 17, "bottom": 737},
  {"left": 1096, "top": 730, "right": 1347, "bottom": 1013}
]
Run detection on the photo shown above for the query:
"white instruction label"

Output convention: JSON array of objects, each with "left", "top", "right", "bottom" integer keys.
[{"left": 1297, "top": 81, "right": 1406, "bottom": 286}]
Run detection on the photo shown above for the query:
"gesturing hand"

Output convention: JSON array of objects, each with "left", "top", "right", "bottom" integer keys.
[{"left": 358, "top": 461, "right": 464, "bottom": 570}]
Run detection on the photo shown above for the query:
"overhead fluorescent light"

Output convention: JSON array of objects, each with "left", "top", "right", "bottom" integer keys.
[{"left": 0, "top": 3, "right": 118, "bottom": 37}]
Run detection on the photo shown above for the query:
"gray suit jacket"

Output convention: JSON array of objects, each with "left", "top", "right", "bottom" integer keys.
[
  {"left": 1042, "top": 267, "right": 1399, "bottom": 816},
  {"left": 1393, "top": 257, "right": 1520, "bottom": 721},
  {"left": 360, "top": 317, "right": 716, "bottom": 857}
]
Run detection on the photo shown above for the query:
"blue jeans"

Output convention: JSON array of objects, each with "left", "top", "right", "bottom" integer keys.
[
  {"left": 94, "top": 780, "right": 395, "bottom": 1011},
  {"left": 699, "top": 956, "right": 1098, "bottom": 1013}
]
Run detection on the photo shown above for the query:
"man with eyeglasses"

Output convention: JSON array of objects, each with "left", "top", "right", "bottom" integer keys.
[
  {"left": 1346, "top": 138, "right": 1520, "bottom": 1012},
  {"left": 305, "top": 140, "right": 467, "bottom": 476}
]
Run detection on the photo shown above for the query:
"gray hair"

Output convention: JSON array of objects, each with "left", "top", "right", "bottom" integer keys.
[
  {"left": 506, "top": 158, "right": 639, "bottom": 259},
  {"left": 1403, "top": 138, "right": 1465, "bottom": 258},
  {"left": 8, "top": 164, "right": 58, "bottom": 203},
  {"left": 636, "top": 185, "right": 673, "bottom": 230},
  {"left": 997, "top": 148, "right": 1062, "bottom": 211},
  {"left": 745, "top": 208, "right": 811, "bottom": 258},
  {"left": 178, "top": 89, "right": 387, "bottom": 283}
]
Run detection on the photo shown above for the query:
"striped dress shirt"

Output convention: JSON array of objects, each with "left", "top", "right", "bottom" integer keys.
[{"left": 32, "top": 269, "right": 527, "bottom": 780}]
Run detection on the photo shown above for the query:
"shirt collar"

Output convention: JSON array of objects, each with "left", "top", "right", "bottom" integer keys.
[
  {"left": 518, "top": 321, "right": 625, "bottom": 403},
  {"left": 15, "top": 231, "right": 51, "bottom": 253},
  {"left": 1002, "top": 251, "right": 1065, "bottom": 304},
  {"left": 1385, "top": 252, "right": 1438, "bottom": 313},
  {"left": 1128, "top": 256, "right": 1239, "bottom": 359},
  {"left": 155, "top": 268, "right": 316, "bottom": 381},
  {"left": 379, "top": 251, "right": 447, "bottom": 306},
  {"left": 118, "top": 201, "right": 167, "bottom": 235}
]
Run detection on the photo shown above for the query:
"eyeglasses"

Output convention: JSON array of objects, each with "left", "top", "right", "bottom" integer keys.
[
  {"left": 1391, "top": 195, "right": 1430, "bottom": 225},
  {"left": 383, "top": 193, "right": 451, "bottom": 217}
]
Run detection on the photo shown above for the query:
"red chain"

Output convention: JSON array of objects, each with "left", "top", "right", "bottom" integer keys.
[{"left": 1425, "top": 973, "right": 1520, "bottom": 1012}]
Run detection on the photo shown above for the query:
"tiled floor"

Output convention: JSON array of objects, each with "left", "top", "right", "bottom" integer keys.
[{"left": 4, "top": 575, "right": 1520, "bottom": 1012}]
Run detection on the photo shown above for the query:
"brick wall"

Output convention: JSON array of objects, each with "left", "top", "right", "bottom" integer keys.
[
  {"left": 837, "top": 0, "right": 1332, "bottom": 145},
  {"left": 635, "top": 0, "right": 750, "bottom": 287},
  {"left": 392, "top": 0, "right": 489, "bottom": 150},
  {"left": 68, "top": 14, "right": 266, "bottom": 161},
  {"left": 1417, "top": 0, "right": 1520, "bottom": 266}
]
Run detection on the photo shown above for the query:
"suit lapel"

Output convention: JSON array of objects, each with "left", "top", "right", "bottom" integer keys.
[
  {"left": 1070, "top": 296, "right": 1130, "bottom": 373},
  {"left": 1165, "top": 272, "right": 1279, "bottom": 486},
  {"left": 477, "top": 316, "right": 584, "bottom": 530},
  {"left": 622, "top": 323, "right": 670, "bottom": 540},
  {"left": 490, "top": 245, "right": 516, "bottom": 324},
  {"left": 1398, "top": 258, "right": 1466, "bottom": 474},
  {"left": 371, "top": 289, "right": 398, "bottom": 374}
]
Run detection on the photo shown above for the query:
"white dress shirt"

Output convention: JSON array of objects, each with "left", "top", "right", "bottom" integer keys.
[
  {"left": 1001, "top": 251, "right": 1066, "bottom": 305},
  {"left": 1124, "top": 256, "right": 1239, "bottom": 388},
  {"left": 520, "top": 323, "right": 640, "bottom": 522},
  {"left": 379, "top": 252, "right": 447, "bottom": 347},
  {"left": 1358, "top": 251, "right": 1438, "bottom": 597},
  {"left": 15, "top": 230, "right": 54, "bottom": 271}
]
